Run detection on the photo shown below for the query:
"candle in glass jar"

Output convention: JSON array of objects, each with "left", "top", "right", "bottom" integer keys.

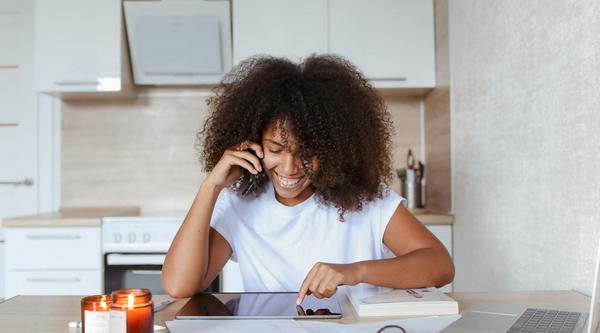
[
  {"left": 110, "top": 288, "right": 154, "bottom": 333},
  {"left": 81, "top": 294, "right": 111, "bottom": 333}
]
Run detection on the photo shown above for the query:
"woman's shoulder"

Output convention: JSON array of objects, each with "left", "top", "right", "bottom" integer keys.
[
  {"left": 364, "top": 185, "right": 404, "bottom": 210},
  {"left": 341, "top": 185, "right": 404, "bottom": 221}
]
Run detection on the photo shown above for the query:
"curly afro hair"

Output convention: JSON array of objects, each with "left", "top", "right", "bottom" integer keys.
[{"left": 198, "top": 54, "right": 395, "bottom": 221}]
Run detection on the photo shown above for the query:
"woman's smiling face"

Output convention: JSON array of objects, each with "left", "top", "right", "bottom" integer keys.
[{"left": 261, "top": 121, "right": 318, "bottom": 206}]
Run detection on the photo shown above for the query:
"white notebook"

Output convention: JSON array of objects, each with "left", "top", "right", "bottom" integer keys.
[{"left": 348, "top": 286, "right": 459, "bottom": 317}]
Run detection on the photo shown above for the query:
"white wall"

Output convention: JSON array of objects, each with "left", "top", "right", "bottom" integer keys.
[{"left": 449, "top": 0, "right": 600, "bottom": 294}]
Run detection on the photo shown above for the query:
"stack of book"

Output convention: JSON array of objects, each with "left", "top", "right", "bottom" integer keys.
[{"left": 348, "top": 287, "right": 459, "bottom": 317}]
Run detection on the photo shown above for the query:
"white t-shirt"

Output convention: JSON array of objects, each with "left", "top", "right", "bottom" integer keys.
[{"left": 210, "top": 181, "right": 404, "bottom": 292}]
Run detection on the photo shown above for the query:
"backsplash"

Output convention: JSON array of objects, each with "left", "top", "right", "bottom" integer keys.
[{"left": 61, "top": 94, "right": 421, "bottom": 212}]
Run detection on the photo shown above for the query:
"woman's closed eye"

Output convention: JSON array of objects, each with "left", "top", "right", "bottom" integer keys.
[{"left": 268, "top": 149, "right": 282, "bottom": 154}]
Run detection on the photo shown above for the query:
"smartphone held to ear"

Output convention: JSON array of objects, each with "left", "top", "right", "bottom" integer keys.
[{"left": 240, "top": 148, "right": 259, "bottom": 196}]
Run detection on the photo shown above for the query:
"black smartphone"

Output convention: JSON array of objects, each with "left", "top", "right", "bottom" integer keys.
[{"left": 239, "top": 148, "right": 258, "bottom": 196}]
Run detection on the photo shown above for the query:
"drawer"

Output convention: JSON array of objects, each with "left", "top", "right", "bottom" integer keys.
[
  {"left": 6, "top": 227, "right": 101, "bottom": 270},
  {"left": 6, "top": 270, "right": 102, "bottom": 297}
]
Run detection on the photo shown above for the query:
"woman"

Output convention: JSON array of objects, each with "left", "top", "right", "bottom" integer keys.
[{"left": 162, "top": 55, "right": 454, "bottom": 304}]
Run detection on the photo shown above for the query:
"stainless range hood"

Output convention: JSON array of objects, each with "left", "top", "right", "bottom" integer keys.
[{"left": 123, "top": 0, "right": 232, "bottom": 85}]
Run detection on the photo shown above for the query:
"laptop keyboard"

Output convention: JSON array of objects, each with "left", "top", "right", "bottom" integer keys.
[{"left": 507, "top": 308, "right": 582, "bottom": 333}]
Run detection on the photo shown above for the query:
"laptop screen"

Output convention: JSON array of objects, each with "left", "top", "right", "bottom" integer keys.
[{"left": 586, "top": 238, "right": 600, "bottom": 333}]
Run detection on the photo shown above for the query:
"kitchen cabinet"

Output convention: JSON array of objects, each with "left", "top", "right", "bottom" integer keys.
[
  {"left": 329, "top": 0, "right": 435, "bottom": 88},
  {"left": 0, "top": 0, "right": 41, "bottom": 262},
  {"left": 0, "top": 0, "right": 26, "bottom": 124},
  {"left": 0, "top": 7, "right": 19, "bottom": 66},
  {"left": 0, "top": 70, "right": 21, "bottom": 124},
  {"left": 232, "top": 0, "right": 328, "bottom": 64},
  {"left": 33, "top": 0, "right": 130, "bottom": 94},
  {"left": 7, "top": 270, "right": 101, "bottom": 296},
  {"left": 0, "top": 242, "right": 4, "bottom": 299},
  {"left": 232, "top": 0, "right": 435, "bottom": 89},
  {"left": 5, "top": 227, "right": 102, "bottom": 297}
]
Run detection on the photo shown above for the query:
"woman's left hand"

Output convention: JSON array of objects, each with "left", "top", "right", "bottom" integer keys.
[{"left": 296, "top": 262, "right": 366, "bottom": 305}]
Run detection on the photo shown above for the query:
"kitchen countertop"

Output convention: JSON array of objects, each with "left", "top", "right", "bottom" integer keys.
[
  {"left": 410, "top": 209, "right": 454, "bottom": 225},
  {"left": 1, "top": 206, "right": 140, "bottom": 227},
  {"left": 0, "top": 206, "right": 453, "bottom": 227},
  {"left": 0, "top": 291, "right": 592, "bottom": 332}
]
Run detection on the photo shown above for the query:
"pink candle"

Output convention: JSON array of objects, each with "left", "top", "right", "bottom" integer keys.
[{"left": 110, "top": 288, "right": 153, "bottom": 333}]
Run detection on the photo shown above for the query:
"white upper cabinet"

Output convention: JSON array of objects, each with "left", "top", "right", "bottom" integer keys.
[
  {"left": 34, "top": 0, "right": 124, "bottom": 93},
  {"left": 232, "top": 0, "right": 435, "bottom": 89},
  {"left": 0, "top": 4, "right": 23, "bottom": 124},
  {"left": 0, "top": 6, "right": 20, "bottom": 66},
  {"left": 232, "top": 0, "right": 328, "bottom": 64},
  {"left": 329, "top": 0, "right": 435, "bottom": 88}
]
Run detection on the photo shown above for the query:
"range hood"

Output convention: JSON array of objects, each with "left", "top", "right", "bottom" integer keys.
[{"left": 124, "top": 0, "right": 232, "bottom": 85}]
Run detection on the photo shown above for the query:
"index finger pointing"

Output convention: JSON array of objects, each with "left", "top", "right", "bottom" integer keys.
[{"left": 297, "top": 264, "right": 319, "bottom": 305}]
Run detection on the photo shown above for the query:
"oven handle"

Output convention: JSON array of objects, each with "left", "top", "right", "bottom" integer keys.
[
  {"left": 131, "top": 270, "right": 162, "bottom": 275},
  {"left": 106, "top": 254, "right": 166, "bottom": 265}
]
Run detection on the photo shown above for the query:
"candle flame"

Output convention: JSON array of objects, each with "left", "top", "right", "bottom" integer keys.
[
  {"left": 100, "top": 295, "right": 108, "bottom": 310},
  {"left": 128, "top": 293, "right": 134, "bottom": 309}
]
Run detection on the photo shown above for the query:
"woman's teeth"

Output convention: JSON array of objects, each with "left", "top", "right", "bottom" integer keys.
[{"left": 278, "top": 175, "right": 303, "bottom": 188}]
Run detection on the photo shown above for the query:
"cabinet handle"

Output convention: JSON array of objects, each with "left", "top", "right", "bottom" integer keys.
[
  {"left": 143, "top": 72, "right": 221, "bottom": 76},
  {"left": 54, "top": 81, "right": 99, "bottom": 86},
  {"left": 0, "top": 178, "right": 34, "bottom": 186},
  {"left": 369, "top": 77, "right": 407, "bottom": 81},
  {"left": 26, "top": 277, "right": 81, "bottom": 283},
  {"left": 0, "top": 64, "right": 19, "bottom": 69},
  {"left": 27, "top": 234, "right": 82, "bottom": 240}
]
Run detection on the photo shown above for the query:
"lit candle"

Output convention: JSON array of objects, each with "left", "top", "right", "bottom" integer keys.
[
  {"left": 80, "top": 294, "right": 111, "bottom": 333},
  {"left": 110, "top": 288, "right": 154, "bottom": 333}
]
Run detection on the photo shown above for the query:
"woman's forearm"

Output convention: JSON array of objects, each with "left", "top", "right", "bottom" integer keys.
[
  {"left": 161, "top": 181, "right": 222, "bottom": 297},
  {"left": 355, "top": 247, "right": 455, "bottom": 289}
]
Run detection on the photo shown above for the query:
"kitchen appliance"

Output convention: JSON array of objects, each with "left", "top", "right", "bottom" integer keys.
[
  {"left": 123, "top": 0, "right": 232, "bottom": 85},
  {"left": 101, "top": 216, "right": 219, "bottom": 295}
]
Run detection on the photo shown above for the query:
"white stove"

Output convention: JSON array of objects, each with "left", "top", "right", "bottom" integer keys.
[
  {"left": 101, "top": 215, "right": 236, "bottom": 294},
  {"left": 101, "top": 215, "right": 190, "bottom": 294},
  {"left": 102, "top": 216, "right": 183, "bottom": 254}
]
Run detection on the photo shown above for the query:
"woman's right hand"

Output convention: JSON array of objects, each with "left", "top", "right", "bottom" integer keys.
[{"left": 203, "top": 141, "right": 264, "bottom": 191}]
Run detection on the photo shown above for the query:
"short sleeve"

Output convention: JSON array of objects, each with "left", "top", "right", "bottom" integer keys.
[
  {"left": 377, "top": 187, "right": 405, "bottom": 257},
  {"left": 209, "top": 189, "right": 238, "bottom": 262}
]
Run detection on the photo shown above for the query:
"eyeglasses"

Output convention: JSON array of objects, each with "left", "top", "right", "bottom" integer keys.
[{"left": 376, "top": 324, "right": 407, "bottom": 333}]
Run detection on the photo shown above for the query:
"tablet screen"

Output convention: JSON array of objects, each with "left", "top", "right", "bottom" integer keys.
[{"left": 175, "top": 292, "right": 342, "bottom": 319}]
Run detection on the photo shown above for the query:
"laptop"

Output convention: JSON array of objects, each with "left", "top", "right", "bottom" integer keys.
[
  {"left": 174, "top": 292, "right": 342, "bottom": 319},
  {"left": 443, "top": 238, "right": 600, "bottom": 333}
]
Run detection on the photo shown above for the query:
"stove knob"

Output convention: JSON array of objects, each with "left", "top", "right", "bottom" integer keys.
[
  {"left": 142, "top": 232, "right": 151, "bottom": 243},
  {"left": 128, "top": 232, "right": 136, "bottom": 243},
  {"left": 114, "top": 232, "right": 122, "bottom": 243}
]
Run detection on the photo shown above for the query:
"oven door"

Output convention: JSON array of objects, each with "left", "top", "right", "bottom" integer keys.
[{"left": 103, "top": 253, "right": 219, "bottom": 295}]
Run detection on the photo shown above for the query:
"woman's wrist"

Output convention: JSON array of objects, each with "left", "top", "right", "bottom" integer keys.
[
  {"left": 350, "top": 261, "right": 369, "bottom": 285},
  {"left": 200, "top": 179, "right": 224, "bottom": 195}
]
